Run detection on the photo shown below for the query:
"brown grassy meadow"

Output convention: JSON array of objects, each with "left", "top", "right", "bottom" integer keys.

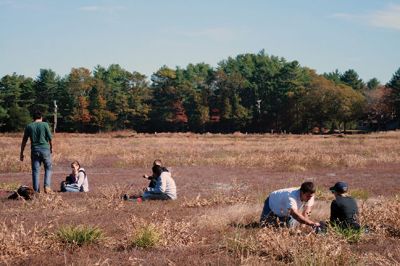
[{"left": 0, "top": 131, "right": 400, "bottom": 265}]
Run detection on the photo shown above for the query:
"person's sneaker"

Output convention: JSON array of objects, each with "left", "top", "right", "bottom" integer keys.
[
  {"left": 123, "top": 194, "right": 129, "bottom": 201},
  {"left": 137, "top": 197, "right": 142, "bottom": 203},
  {"left": 44, "top": 186, "right": 53, "bottom": 194}
]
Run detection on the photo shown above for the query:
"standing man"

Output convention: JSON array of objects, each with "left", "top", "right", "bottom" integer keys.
[
  {"left": 260, "top": 181, "right": 320, "bottom": 228},
  {"left": 20, "top": 110, "right": 53, "bottom": 193}
]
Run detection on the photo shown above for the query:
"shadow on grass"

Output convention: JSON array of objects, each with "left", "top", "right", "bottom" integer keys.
[{"left": 229, "top": 221, "right": 260, "bottom": 229}]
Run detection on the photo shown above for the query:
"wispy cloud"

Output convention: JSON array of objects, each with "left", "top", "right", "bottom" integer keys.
[
  {"left": 79, "top": 5, "right": 125, "bottom": 13},
  {"left": 370, "top": 4, "right": 400, "bottom": 30},
  {"left": 332, "top": 4, "right": 400, "bottom": 31}
]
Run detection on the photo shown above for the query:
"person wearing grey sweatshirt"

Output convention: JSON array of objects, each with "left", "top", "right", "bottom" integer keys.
[
  {"left": 60, "top": 161, "right": 89, "bottom": 192},
  {"left": 142, "top": 164, "right": 177, "bottom": 200}
]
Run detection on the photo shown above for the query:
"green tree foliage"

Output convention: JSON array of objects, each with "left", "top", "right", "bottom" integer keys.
[
  {"left": 92, "top": 65, "right": 151, "bottom": 131},
  {"left": 386, "top": 68, "right": 400, "bottom": 124},
  {"left": 122, "top": 71, "right": 151, "bottom": 131},
  {"left": 216, "top": 51, "right": 313, "bottom": 132},
  {"left": 176, "top": 63, "right": 213, "bottom": 132},
  {"left": 55, "top": 78, "right": 74, "bottom": 132},
  {"left": 367, "top": 78, "right": 380, "bottom": 90},
  {"left": 88, "top": 82, "right": 116, "bottom": 132},
  {"left": 5, "top": 105, "right": 31, "bottom": 132},
  {"left": 0, "top": 106, "right": 9, "bottom": 129},
  {"left": 0, "top": 53, "right": 390, "bottom": 133},
  {"left": 340, "top": 69, "right": 365, "bottom": 91},
  {"left": 150, "top": 66, "right": 188, "bottom": 131},
  {"left": 0, "top": 74, "right": 34, "bottom": 131},
  {"left": 0, "top": 74, "right": 23, "bottom": 108},
  {"left": 34, "top": 69, "right": 59, "bottom": 116},
  {"left": 213, "top": 69, "right": 250, "bottom": 131},
  {"left": 323, "top": 69, "right": 343, "bottom": 85}
]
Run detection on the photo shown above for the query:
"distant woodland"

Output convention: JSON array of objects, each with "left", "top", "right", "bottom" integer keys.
[{"left": 1, "top": 51, "right": 399, "bottom": 133}]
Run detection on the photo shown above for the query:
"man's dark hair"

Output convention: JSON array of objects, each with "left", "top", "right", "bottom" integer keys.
[
  {"left": 33, "top": 110, "right": 43, "bottom": 120},
  {"left": 152, "top": 165, "right": 163, "bottom": 177},
  {"left": 300, "top": 181, "right": 316, "bottom": 194}
]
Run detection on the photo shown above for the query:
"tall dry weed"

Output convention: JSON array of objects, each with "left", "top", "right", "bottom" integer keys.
[
  {"left": 115, "top": 214, "right": 199, "bottom": 250},
  {"left": 181, "top": 193, "right": 249, "bottom": 208},
  {"left": 0, "top": 219, "right": 57, "bottom": 264},
  {"left": 86, "top": 184, "right": 130, "bottom": 210},
  {"left": 360, "top": 195, "right": 400, "bottom": 238},
  {"left": 222, "top": 227, "right": 358, "bottom": 265}
]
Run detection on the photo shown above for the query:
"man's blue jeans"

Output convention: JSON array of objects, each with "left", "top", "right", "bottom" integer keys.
[
  {"left": 260, "top": 197, "right": 296, "bottom": 227},
  {"left": 31, "top": 148, "right": 52, "bottom": 192}
]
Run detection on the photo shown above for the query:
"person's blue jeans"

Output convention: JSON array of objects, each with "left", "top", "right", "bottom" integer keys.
[
  {"left": 63, "top": 184, "right": 81, "bottom": 192},
  {"left": 260, "top": 196, "right": 295, "bottom": 227},
  {"left": 260, "top": 196, "right": 272, "bottom": 223},
  {"left": 31, "top": 147, "right": 52, "bottom": 192},
  {"left": 142, "top": 191, "right": 171, "bottom": 201}
]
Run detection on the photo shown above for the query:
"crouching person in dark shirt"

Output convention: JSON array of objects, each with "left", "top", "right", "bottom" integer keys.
[{"left": 329, "top": 182, "right": 360, "bottom": 230}]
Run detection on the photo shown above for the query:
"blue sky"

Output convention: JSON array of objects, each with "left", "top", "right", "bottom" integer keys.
[{"left": 0, "top": 0, "right": 399, "bottom": 83}]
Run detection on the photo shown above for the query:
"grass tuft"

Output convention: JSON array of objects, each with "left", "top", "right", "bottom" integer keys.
[
  {"left": 331, "top": 225, "right": 364, "bottom": 243},
  {"left": 57, "top": 225, "right": 103, "bottom": 246},
  {"left": 350, "top": 189, "right": 369, "bottom": 200},
  {"left": 131, "top": 224, "right": 160, "bottom": 248}
]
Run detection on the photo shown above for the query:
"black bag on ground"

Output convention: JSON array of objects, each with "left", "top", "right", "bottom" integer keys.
[
  {"left": 65, "top": 174, "right": 76, "bottom": 184},
  {"left": 8, "top": 185, "right": 35, "bottom": 200}
]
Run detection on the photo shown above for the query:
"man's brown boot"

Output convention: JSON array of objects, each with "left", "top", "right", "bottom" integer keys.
[{"left": 44, "top": 186, "right": 53, "bottom": 194}]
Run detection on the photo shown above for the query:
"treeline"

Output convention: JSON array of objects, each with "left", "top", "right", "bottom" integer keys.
[{"left": 1, "top": 51, "right": 399, "bottom": 133}]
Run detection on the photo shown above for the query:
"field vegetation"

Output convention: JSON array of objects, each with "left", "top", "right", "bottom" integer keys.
[{"left": 0, "top": 132, "right": 399, "bottom": 265}]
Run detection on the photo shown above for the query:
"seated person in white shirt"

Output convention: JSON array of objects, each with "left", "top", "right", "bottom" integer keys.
[
  {"left": 60, "top": 161, "right": 89, "bottom": 192},
  {"left": 260, "top": 181, "right": 319, "bottom": 228},
  {"left": 141, "top": 164, "right": 177, "bottom": 201}
]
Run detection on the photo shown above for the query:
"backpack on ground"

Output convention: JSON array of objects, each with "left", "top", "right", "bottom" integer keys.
[{"left": 8, "top": 185, "right": 35, "bottom": 200}]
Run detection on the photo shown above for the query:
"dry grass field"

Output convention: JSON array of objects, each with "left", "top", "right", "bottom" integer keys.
[{"left": 0, "top": 131, "right": 400, "bottom": 265}]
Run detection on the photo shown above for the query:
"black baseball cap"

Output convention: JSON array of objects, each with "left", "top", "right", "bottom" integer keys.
[{"left": 329, "top": 182, "right": 348, "bottom": 193}]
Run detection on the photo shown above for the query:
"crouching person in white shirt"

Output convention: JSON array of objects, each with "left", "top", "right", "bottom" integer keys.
[
  {"left": 260, "top": 181, "right": 319, "bottom": 228},
  {"left": 142, "top": 164, "right": 177, "bottom": 201}
]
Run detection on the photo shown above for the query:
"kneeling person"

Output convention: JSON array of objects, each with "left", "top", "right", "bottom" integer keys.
[
  {"left": 329, "top": 182, "right": 360, "bottom": 230},
  {"left": 142, "top": 165, "right": 176, "bottom": 200},
  {"left": 260, "top": 181, "right": 320, "bottom": 228}
]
